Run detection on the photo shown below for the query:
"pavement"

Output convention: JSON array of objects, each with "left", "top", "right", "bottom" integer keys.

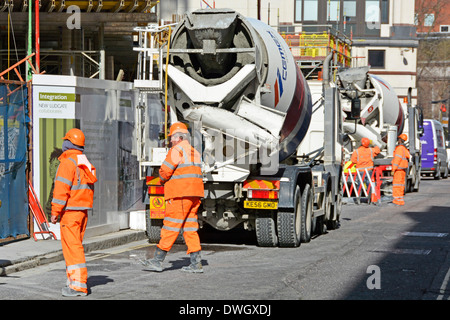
[{"left": 0, "top": 229, "right": 147, "bottom": 276}]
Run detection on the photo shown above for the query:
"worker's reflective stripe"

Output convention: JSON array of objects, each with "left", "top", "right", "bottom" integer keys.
[
  {"left": 395, "top": 154, "right": 408, "bottom": 160},
  {"left": 183, "top": 227, "right": 198, "bottom": 232},
  {"left": 70, "top": 280, "right": 87, "bottom": 289},
  {"left": 159, "top": 172, "right": 168, "bottom": 183},
  {"left": 393, "top": 184, "right": 404, "bottom": 186},
  {"left": 56, "top": 176, "right": 72, "bottom": 187},
  {"left": 68, "top": 158, "right": 77, "bottom": 166},
  {"left": 163, "top": 217, "right": 198, "bottom": 233},
  {"left": 177, "top": 163, "right": 202, "bottom": 168},
  {"left": 171, "top": 173, "right": 203, "bottom": 180},
  {"left": 183, "top": 218, "right": 198, "bottom": 232},
  {"left": 162, "top": 225, "right": 181, "bottom": 232},
  {"left": 67, "top": 263, "right": 87, "bottom": 271},
  {"left": 164, "top": 217, "right": 184, "bottom": 224},
  {"left": 162, "top": 160, "right": 176, "bottom": 170},
  {"left": 71, "top": 183, "right": 94, "bottom": 191},
  {"left": 178, "top": 146, "right": 203, "bottom": 166},
  {"left": 65, "top": 206, "right": 92, "bottom": 210},
  {"left": 52, "top": 198, "right": 67, "bottom": 205},
  {"left": 176, "top": 146, "right": 189, "bottom": 163},
  {"left": 162, "top": 225, "right": 198, "bottom": 232}
]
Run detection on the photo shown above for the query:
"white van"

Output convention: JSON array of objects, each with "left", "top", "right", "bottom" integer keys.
[{"left": 420, "top": 119, "right": 449, "bottom": 179}]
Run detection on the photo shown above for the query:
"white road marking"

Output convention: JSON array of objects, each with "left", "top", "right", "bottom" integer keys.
[
  {"left": 402, "top": 232, "right": 448, "bottom": 238},
  {"left": 437, "top": 267, "right": 450, "bottom": 300}
]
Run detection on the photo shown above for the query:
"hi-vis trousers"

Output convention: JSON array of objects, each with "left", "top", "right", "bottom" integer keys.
[
  {"left": 60, "top": 210, "right": 88, "bottom": 293},
  {"left": 392, "top": 170, "right": 406, "bottom": 205},
  {"left": 157, "top": 197, "right": 201, "bottom": 254}
]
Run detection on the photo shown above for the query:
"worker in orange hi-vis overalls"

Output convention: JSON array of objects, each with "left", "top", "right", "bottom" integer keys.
[
  {"left": 391, "top": 134, "right": 410, "bottom": 206},
  {"left": 143, "top": 122, "right": 205, "bottom": 273},
  {"left": 350, "top": 137, "right": 381, "bottom": 193},
  {"left": 50, "top": 128, "right": 97, "bottom": 297}
]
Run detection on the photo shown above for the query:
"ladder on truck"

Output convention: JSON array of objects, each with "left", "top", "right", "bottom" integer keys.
[{"left": 133, "top": 24, "right": 175, "bottom": 180}]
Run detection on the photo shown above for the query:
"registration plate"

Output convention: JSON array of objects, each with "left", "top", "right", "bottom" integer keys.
[{"left": 244, "top": 200, "right": 278, "bottom": 210}]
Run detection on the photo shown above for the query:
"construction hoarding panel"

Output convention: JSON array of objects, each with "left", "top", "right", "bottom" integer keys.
[
  {"left": 0, "top": 82, "right": 29, "bottom": 240},
  {"left": 32, "top": 75, "right": 148, "bottom": 234}
]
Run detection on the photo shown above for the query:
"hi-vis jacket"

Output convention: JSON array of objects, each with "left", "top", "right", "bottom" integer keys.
[
  {"left": 391, "top": 144, "right": 410, "bottom": 171},
  {"left": 350, "top": 145, "right": 381, "bottom": 171},
  {"left": 51, "top": 150, "right": 97, "bottom": 216},
  {"left": 159, "top": 140, "right": 204, "bottom": 199}
]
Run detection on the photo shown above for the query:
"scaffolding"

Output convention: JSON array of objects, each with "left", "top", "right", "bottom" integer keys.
[{"left": 280, "top": 26, "right": 352, "bottom": 80}]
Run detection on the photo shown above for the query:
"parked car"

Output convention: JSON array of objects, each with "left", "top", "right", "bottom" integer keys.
[{"left": 420, "top": 119, "right": 449, "bottom": 179}]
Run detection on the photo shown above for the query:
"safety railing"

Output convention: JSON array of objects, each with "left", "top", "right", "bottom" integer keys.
[
  {"left": 342, "top": 167, "right": 377, "bottom": 204},
  {"left": 280, "top": 26, "right": 352, "bottom": 68}
]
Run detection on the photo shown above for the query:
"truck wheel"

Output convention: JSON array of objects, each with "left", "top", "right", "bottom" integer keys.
[
  {"left": 434, "top": 164, "right": 441, "bottom": 180},
  {"left": 300, "top": 184, "right": 313, "bottom": 243},
  {"left": 277, "top": 186, "right": 302, "bottom": 247},
  {"left": 328, "top": 188, "right": 342, "bottom": 230},
  {"left": 316, "top": 190, "right": 331, "bottom": 235},
  {"left": 443, "top": 166, "right": 448, "bottom": 179},
  {"left": 255, "top": 212, "right": 278, "bottom": 247},
  {"left": 146, "top": 209, "right": 162, "bottom": 243}
]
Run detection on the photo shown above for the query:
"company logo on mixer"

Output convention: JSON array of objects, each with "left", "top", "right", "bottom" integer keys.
[{"left": 267, "top": 30, "right": 288, "bottom": 107}]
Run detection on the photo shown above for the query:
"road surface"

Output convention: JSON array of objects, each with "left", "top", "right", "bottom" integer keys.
[{"left": 0, "top": 177, "right": 449, "bottom": 308}]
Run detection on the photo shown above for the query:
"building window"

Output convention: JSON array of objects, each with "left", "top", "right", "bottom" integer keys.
[
  {"left": 441, "top": 25, "right": 450, "bottom": 33},
  {"left": 368, "top": 50, "right": 385, "bottom": 69},
  {"left": 295, "top": 0, "right": 318, "bottom": 22},
  {"left": 327, "top": 0, "right": 340, "bottom": 21},
  {"left": 304, "top": 0, "right": 318, "bottom": 21},
  {"left": 294, "top": 0, "right": 389, "bottom": 37},
  {"left": 380, "top": 0, "right": 389, "bottom": 23},
  {"left": 365, "top": 1, "right": 380, "bottom": 24},
  {"left": 343, "top": 0, "right": 357, "bottom": 18},
  {"left": 424, "top": 14, "right": 435, "bottom": 27},
  {"left": 295, "top": 0, "right": 302, "bottom": 22}
]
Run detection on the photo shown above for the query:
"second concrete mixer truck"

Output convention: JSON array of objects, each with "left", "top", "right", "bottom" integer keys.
[
  {"left": 134, "top": 8, "right": 346, "bottom": 247},
  {"left": 335, "top": 67, "right": 422, "bottom": 197}
]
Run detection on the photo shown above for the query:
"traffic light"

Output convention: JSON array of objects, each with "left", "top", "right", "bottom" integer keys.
[{"left": 440, "top": 104, "right": 447, "bottom": 113}]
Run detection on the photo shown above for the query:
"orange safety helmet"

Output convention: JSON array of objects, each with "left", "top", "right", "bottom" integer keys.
[
  {"left": 62, "top": 128, "right": 85, "bottom": 147},
  {"left": 361, "top": 137, "right": 370, "bottom": 147},
  {"left": 168, "top": 122, "right": 189, "bottom": 136},
  {"left": 398, "top": 134, "right": 408, "bottom": 141}
]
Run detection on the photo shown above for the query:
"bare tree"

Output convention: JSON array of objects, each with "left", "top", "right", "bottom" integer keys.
[{"left": 416, "top": 0, "right": 450, "bottom": 119}]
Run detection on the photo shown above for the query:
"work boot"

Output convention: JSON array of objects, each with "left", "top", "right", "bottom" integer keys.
[
  {"left": 181, "top": 251, "right": 203, "bottom": 273},
  {"left": 61, "top": 286, "right": 87, "bottom": 297},
  {"left": 143, "top": 247, "right": 167, "bottom": 272}
]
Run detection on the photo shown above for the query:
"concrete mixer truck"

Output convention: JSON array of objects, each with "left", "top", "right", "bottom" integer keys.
[
  {"left": 133, "top": 8, "right": 345, "bottom": 247},
  {"left": 335, "top": 67, "right": 422, "bottom": 198}
]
